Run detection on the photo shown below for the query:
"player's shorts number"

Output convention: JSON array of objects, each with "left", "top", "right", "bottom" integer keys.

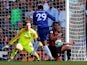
[{"left": 36, "top": 13, "right": 47, "bottom": 21}]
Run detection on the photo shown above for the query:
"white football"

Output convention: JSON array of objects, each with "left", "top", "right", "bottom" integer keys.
[{"left": 55, "top": 39, "right": 63, "bottom": 47}]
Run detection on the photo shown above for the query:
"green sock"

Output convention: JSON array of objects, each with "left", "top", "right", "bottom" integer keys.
[{"left": 10, "top": 49, "right": 18, "bottom": 59}]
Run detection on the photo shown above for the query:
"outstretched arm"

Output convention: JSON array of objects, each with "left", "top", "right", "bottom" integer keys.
[
  {"left": 46, "top": 12, "right": 55, "bottom": 21},
  {"left": 9, "top": 28, "right": 26, "bottom": 45},
  {"left": 31, "top": 29, "right": 38, "bottom": 40}
]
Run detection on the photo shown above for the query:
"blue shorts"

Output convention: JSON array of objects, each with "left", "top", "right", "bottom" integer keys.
[{"left": 38, "top": 27, "right": 49, "bottom": 42}]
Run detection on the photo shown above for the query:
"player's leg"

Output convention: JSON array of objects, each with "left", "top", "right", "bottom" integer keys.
[
  {"left": 56, "top": 47, "right": 63, "bottom": 61},
  {"left": 61, "top": 45, "right": 71, "bottom": 60},
  {"left": 49, "top": 45, "right": 62, "bottom": 61},
  {"left": 42, "top": 40, "right": 54, "bottom": 60},
  {"left": 9, "top": 43, "right": 23, "bottom": 61},
  {"left": 33, "top": 52, "right": 40, "bottom": 61},
  {"left": 10, "top": 48, "right": 18, "bottom": 60},
  {"left": 41, "top": 39, "right": 54, "bottom": 60},
  {"left": 31, "top": 41, "right": 43, "bottom": 55},
  {"left": 31, "top": 41, "right": 39, "bottom": 55},
  {"left": 61, "top": 45, "right": 71, "bottom": 52},
  {"left": 38, "top": 28, "right": 54, "bottom": 60},
  {"left": 24, "top": 43, "right": 40, "bottom": 61}
]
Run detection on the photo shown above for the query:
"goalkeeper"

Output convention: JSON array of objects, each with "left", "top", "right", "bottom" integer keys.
[{"left": 3, "top": 21, "right": 42, "bottom": 61}]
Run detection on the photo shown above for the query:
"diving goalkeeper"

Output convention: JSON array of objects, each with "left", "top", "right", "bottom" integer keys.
[{"left": 3, "top": 21, "right": 41, "bottom": 61}]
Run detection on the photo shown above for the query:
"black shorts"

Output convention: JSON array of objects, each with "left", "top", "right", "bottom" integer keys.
[{"left": 49, "top": 46, "right": 62, "bottom": 57}]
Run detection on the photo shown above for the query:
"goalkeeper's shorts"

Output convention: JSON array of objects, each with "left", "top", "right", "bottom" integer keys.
[{"left": 16, "top": 43, "right": 34, "bottom": 54}]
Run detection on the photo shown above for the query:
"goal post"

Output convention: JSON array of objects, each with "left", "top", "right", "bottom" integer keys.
[{"left": 66, "top": 0, "right": 87, "bottom": 61}]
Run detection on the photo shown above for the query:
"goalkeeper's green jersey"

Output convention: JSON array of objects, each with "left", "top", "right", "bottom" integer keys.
[
  {"left": 9, "top": 28, "right": 38, "bottom": 45},
  {"left": 18, "top": 31, "right": 34, "bottom": 46}
]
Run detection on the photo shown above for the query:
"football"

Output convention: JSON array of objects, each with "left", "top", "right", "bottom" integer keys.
[{"left": 55, "top": 39, "right": 63, "bottom": 47}]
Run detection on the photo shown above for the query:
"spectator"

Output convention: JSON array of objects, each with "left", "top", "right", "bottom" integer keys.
[
  {"left": 0, "top": 1, "right": 10, "bottom": 19},
  {"left": 16, "top": 22, "right": 23, "bottom": 34},
  {"left": 1, "top": 1, "right": 9, "bottom": 9},
  {"left": 6, "top": 0, "right": 10, "bottom": 9},
  {"left": 17, "top": 22, "right": 23, "bottom": 29},
  {"left": 47, "top": 1, "right": 59, "bottom": 30},
  {"left": 58, "top": 6, "right": 66, "bottom": 28},
  {"left": 61, "top": 27, "right": 66, "bottom": 41},
  {"left": 42, "top": 0, "right": 49, "bottom": 11},
  {"left": 10, "top": 0, "right": 16, "bottom": 2},
  {"left": 0, "top": 28, "right": 8, "bottom": 51},
  {"left": 10, "top": 2, "right": 22, "bottom": 30},
  {"left": 34, "top": 5, "right": 38, "bottom": 11},
  {"left": 25, "top": 6, "right": 34, "bottom": 21},
  {"left": 0, "top": 16, "right": 16, "bottom": 41},
  {"left": 19, "top": 0, "right": 26, "bottom": 4}
]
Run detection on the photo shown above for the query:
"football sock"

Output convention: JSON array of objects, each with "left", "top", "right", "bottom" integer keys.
[
  {"left": 34, "top": 52, "right": 40, "bottom": 60},
  {"left": 10, "top": 49, "right": 18, "bottom": 59},
  {"left": 43, "top": 45, "right": 54, "bottom": 60}
]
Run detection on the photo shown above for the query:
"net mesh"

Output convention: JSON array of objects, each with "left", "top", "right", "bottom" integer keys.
[{"left": 69, "top": 0, "right": 87, "bottom": 61}]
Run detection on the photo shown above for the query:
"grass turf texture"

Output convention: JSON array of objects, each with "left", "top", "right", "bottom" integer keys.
[{"left": 0, "top": 61, "right": 87, "bottom": 65}]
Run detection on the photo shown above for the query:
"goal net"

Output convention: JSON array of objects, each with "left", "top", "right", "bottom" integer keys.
[{"left": 67, "top": 0, "right": 87, "bottom": 61}]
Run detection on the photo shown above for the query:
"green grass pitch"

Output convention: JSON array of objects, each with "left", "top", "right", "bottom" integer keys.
[{"left": 0, "top": 61, "right": 87, "bottom": 65}]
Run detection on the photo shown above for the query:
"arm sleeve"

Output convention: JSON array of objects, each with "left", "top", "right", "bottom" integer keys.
[
  {"left": 46, "top": 12, "right": 55, "bottom": 21},
  {"left": 31, "top": 29, "right": 38, "bottom": 40},
  {"left": 9, "top": 28, "right": 26, "bottom": 45},
  {"left": 33, "top": 30, "right": 38, "bottom": 40}
]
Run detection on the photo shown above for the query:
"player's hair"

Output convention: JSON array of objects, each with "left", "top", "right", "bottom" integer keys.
[
  {"left": 23, "top": 20, "right": 31, "bottom": 27},
  {"left": 52, "top": 22, "right": 60, "bottom": 26},
  {"left": 38, "top": 4, "right": 43, "bottom": 10},
  {"left": 25, "top": 20, "right": 31, "bottom": 24},
  {"left": 24, "top": 20, "right": 31, "bottom": 30}
]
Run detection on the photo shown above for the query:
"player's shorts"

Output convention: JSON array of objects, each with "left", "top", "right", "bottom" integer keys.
[
  {"left": 16, "top": 43, "right": 34, "bottom": 54},
  {"left": 49, "top": 46, "right": 62, "bottom": 57},
  {"left": 37, "top": 27, "right": 49, "bottom": 42}
]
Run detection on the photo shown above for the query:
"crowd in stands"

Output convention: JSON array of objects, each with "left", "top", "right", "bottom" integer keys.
[{"left": 0, "top": 0, "right": 66, "bottom": 39}]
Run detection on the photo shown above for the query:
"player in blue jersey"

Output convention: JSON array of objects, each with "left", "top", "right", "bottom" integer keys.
[{"left": 33, "top": 4, "right": 55, "bottom": 60}]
